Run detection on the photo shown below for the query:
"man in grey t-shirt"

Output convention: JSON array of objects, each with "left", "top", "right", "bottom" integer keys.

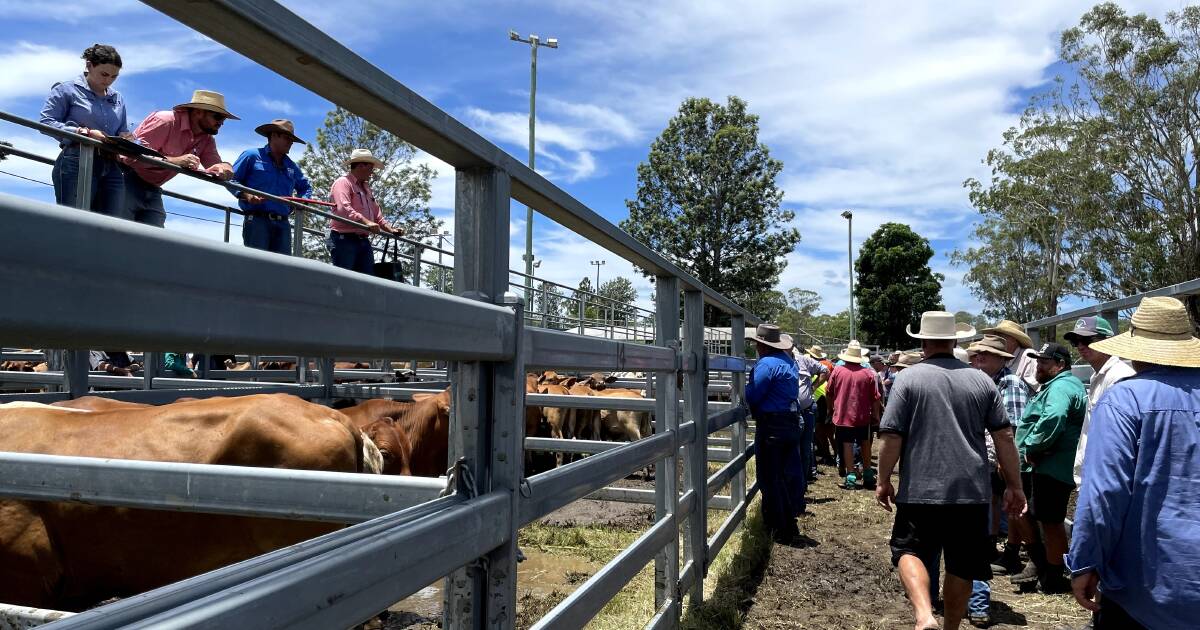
[{"left": 875, "top": 311, "right": 1026, "bottom": 630}]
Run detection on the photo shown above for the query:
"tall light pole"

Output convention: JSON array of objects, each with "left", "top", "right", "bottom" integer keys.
[
  {"left": 509, "top": 30, "right": 559, "bottom": 299},
  {"left": 590, "top": 259, "right": 606, "bottom": 290},
  {"left": 841, "top": 210, "right": 856, "bottom": 340}
]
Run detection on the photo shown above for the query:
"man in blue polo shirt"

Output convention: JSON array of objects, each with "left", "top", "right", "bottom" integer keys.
[
  {"left": 230, "top": 119, "right": 312, "bottom": 254},
  {"left": 745, "top": 323, "right": 805, "bottom": 545}
]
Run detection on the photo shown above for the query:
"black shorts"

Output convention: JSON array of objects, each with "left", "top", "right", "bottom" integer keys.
[
  {"left": 890, "top": 503, "right": 993, "bottom": 581},
  {"left": 1021, "top": 472, "right": 1073, "bottom": 523},
  {"left": 835, "top": 425, "right": 871, "bottom": 443},
  {"left": 815, "top": 397, "right": 831, "bottom": 425}
]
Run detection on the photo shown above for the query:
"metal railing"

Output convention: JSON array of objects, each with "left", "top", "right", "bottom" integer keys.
[{"left": 0, "top": 2, "right": 762, "bottom": 629}]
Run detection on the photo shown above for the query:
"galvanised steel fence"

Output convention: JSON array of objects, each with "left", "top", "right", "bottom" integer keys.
[{"left": 0, "top": 2, "right": 761, "bottom": 628}]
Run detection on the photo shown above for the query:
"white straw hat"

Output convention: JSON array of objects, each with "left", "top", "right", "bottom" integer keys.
[
  {"left": 907, "top": 311, "right": 976, "bottom": 340},
  {"left": 1090, "top": 296, "right": 1200, "bottom": 367},
  {"left": 344, "top": 148, "right": 385, "bottom": 168}
]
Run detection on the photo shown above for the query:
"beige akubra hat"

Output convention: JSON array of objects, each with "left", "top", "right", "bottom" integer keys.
[
  {"left": 907, "top": 311, "right": 977, "bottom": 340},
  {"left": 174, "top": 89, "right": 239, "bottom": 120},
  {"left": 837, "top": 341, "right": 866, "bottom": 364},
  {"left": 1090, "top": 296, "right": 1200, "bottom": 367},
  {"left": 967, "top": 334, "right": 1015, "bottom": 359},
  {"left": 806, "top": 345, "right": 827, "bottom": 360},
  {"left": 345, "top": 148, "right": 386, "bottom": 168},
  {"left": 981, "top": 319, "right": 1034, "bottom": 349},
  {"left": 892, "top": 351, "right": 922, "bottom": 369}
]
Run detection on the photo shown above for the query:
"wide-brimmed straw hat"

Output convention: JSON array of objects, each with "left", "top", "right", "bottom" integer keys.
[
  {"left": 838, "top": 341, "right": 866, "bottom": 364},
  {"left": 892, "top": 352, "right": 922, "bottom": 369},
  {"left": 981, "top": 319, "right": 1033, "bottom": 349},
  {"left": 345, "top": 148, "right": 385, "bottom": 168},
  {"left": 746, "top": 324, "right": 791, "bottom": 351},
  {"left": 907, "top": 311, "right": 976, "bottom": 340},
  {"left": 806, "top": 345, "right": 827, "bottom": 360},
  {"left": 173, "top": 89, "right": 239, "bottom": 120},
  {"left": 255, "top": 118, "right": 305, "bottom": 144},
  {"left": 967, "top": 334, "right": 1014, "bottom": 359},
  {"left": 1090, "top": 296, "right": 1200, "bottom": 367},
  {"left": 780, "top": 333, "right": 796, "bottom": 351}
]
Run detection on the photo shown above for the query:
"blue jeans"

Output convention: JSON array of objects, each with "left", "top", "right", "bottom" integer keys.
[
  {"left": 756, "top": 410, "right": 805, "bottom": 532},
  {"left": 799, "top": 406, "right": 816, "bottom": 479},
  {"left": 122, "top": 169, "right": 167, "bottom": 227},
  {"left": 328, "top": 232, "right": 374, "bottom": 274},
  {"left": 52, "top": 147, "right": 125, "bottom": 217},
  {"left": 969, "top": 580, "right": 991, "bottom": 617},
  {"left": 243, "top": 214, "right": 292, "bottom": 254}
]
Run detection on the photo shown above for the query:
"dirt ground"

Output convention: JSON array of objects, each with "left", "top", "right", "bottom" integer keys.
[{"left": 741, "top": 468, "right": 1091, "bottom": 630}]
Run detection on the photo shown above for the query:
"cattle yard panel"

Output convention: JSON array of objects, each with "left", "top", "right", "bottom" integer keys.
[{"left": 0, "top": 1, "right": 766, "bottom": 628}]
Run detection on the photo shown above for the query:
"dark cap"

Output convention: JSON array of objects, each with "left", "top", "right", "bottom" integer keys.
[
  {"left": 1030, "top": 342, "right": 1071, "bottom": 364},
  {"left": 1063, "top": 316, "right": 1116, "bottom": 343}
]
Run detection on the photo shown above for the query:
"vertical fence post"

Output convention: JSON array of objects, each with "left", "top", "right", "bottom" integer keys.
[
  {"left": 577, "top": 295, "right": 585, "bottom": 335},
  {"left": 653, "top": 276, "right": 681, "bottom": 623},
  {"left": 730, "top": 315, "right": 747, "bottom": 508},
  {"left": 682, "top": 289, "right": 708, "bottom": 603},
  {"left": 73, "top": 143, "right": 94, "bottom": 210},
  {"left": 142, "top": 352, "right": 157, "bottom": 390},
  {"left": 223, "top": 208, "right": 231, "bottom": 243},
  {"left": 540, "top": 281, "right": 549, "bottom": 329},
  {"left": 444, "top": 166, "right": 517, "bottom": 630},
  {"left": 413, "top": 241, "right": 423, "bottom": 288},
  {"left": 1101, "top": 309, "right": 1119, "bottom": 334},
  {"left": 319, "top": 357, "right": 335, "bottom": 402},
  {"left": 64, "top": 350, "right": 89, "bottom": 399},
  {"left": 291, "top": 206, "right": 304, "bottom": 258}
]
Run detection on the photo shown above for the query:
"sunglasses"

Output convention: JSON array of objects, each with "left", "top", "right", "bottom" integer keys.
[{"left": 209, "top": 112, "right": 227, "bottom": 122}]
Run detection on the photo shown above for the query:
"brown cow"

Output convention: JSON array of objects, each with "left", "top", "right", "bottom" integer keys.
[
  {"left": 0, "top": 394, "right": 373, "bottom": 610},
  {"left": 334, "top": 399, "right": 417, "bottom": 477},
  {"left": 51, "top": 396, "right": 151, "bottom": 411},
  {"left": 394, "top": 389, "right": 451, "bottom": 478}
]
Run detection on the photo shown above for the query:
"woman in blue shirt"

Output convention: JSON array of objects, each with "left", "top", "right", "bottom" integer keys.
[{"left": 39, "top": 44, "right": 130, "bottom": 217}]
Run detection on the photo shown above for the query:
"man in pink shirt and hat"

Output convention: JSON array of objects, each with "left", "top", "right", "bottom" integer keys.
[
  {"left": 328, "top": 148, "right": 401, "bottom": 274},
  {"left": 123, "top": 89, "right": 236, "bottom": 227}
]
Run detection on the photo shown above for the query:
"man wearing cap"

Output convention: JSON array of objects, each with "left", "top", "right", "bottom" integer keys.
[
  {"left": 1067, "top": 297, "right": 1200, "bottom": 629},
  {"left": 328, "top": 148, "right": 400, "bottom": 274},
  {"left": 982, "top": 320, "right": 1039, "bottom": 392},
  {"left": 229, "top": 119, "right": 312, "bottom": 255},
  {"left": 1009, "top": 342, "right": 1086, "bottom": 594},
  {"left": 745, "top": 324, "right": 805, "bottom": 544},
  {"left": 878, "top": 313, "right": 1025, "bottom": 630},
  {"left": 1062, "top": 316, "right": 1135, "bottom": 487},
  {"left": 123, "top": 89, "right": 237, "bottom": 227},
  {"left": 827, "top": 342, "right": 881, "bottom": 490}
]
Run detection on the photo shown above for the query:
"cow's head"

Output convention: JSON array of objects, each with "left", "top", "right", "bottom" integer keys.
[
  {"left": 363, "top": 418, "right": 412, "bottom": 475},
  {"left": 585, "top": 373, "right": 617, "bottom": 390},
  {"left": 411, "top": 388, "right": 452, "bottom": 425}
]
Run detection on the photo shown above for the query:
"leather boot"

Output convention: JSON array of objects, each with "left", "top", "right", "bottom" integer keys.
[
  {"left": 1010, "top": 541, "right": 1047, "bottom": 585},
  {"left": 991, "top": 541, "right": 1023, "bottom": 575},
  {"left": 1039, "top": 565, "right": 1072, "bottom": 594}
]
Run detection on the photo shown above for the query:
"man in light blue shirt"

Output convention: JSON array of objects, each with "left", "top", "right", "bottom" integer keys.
[{"left": 1067, "top": 297, "right": 1200, "bottom": 630}]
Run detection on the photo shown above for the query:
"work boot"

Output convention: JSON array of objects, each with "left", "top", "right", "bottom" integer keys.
[
  {"left": 1011, "top": 541, "right": 1047, "bottom": 587},
  {"left": 1039, "top": 565, "right": 1072, "bottom": 594},
  {"left": 862, "top": 468, "right": 877, "bottom": 490},
  {"left": 990, "top": 541, "right": 1023, "bottom": 575}
]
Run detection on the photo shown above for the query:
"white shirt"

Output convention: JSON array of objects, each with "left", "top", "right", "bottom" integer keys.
[{"left": 1073, "top": 354, "right": 1137, "bottom": 485}]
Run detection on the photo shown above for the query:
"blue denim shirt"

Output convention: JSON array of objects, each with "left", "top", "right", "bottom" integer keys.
[
  {"left": 1066, "top": 365, "right": 1200, "bottom": 629},
  {"left": 230, "top": 146, "right": 312, "bottom": 216},
  {"left": 39, "top": 74, "right": 129, "bottom": 146},
  {"left": 745, "top": 350, "right": 799, "bottom": 414}
]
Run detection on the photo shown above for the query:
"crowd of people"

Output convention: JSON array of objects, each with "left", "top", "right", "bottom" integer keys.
[
  {"left": 38, "top": 43, "right": 400, "bottom": 273},
  {"left": 744, "top": 297, "right": 1199, "bottom": 630}
]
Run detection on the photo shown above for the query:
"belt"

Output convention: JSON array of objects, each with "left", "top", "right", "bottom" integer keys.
[
  {"left": 330, "top": 231, "right": 368, "bottom": 239},
  {"left": 252, "top": 212, "right": 288, "bottom": 221}
]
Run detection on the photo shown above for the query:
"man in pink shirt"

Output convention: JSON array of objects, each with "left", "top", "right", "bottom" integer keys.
[
  {"left": 123, "top": 90, "right": 236, "bottom": 227},
  {"left": 827, "top": 342, "right": 882, "bottom": 490},
  {"left": 328, "top": 148, "right": 401, "bottom": 274}
]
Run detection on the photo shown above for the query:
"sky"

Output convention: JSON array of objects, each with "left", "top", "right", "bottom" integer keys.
[{"left": 0, "top": 0, "right": 1185, "bottom": 318}]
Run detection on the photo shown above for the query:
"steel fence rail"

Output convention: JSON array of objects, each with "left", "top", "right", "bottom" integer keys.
[{"left": 0, "top": 451, "right": 444, "bottom": 523}]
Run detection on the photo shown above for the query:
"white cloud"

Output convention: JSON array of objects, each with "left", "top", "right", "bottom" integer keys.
[{"left": 253, "top": 96, "right": 298, "bottom": 116}]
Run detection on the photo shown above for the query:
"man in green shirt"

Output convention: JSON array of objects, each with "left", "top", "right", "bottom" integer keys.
[{"left": 1011, "top": 342, "right": 1086, "bottom": 594}]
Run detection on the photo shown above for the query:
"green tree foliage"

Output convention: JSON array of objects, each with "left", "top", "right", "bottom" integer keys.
[
  {"left": 297, "top": 107, "right": 441, "bottom": 260},
  {"left": 594, "top": 277, "right": 640, "bottom": 324},
  {"left": 855, "top": 223, "right": 945, "bottom": 348},
  {"left": 422, "top": 264, "right": 453, "bottom": 294},
  {"left": 621, "top": 96, "right": 801, "bottom": 325},
  {"left": 531, "top": 282, "right": 569, "bottom": 329},
  {"left": 957, "top": 3, "right": 1200, "bottom": 321},
  {"left": 954, "top": 310, "right": 993, "bottom": 332}
]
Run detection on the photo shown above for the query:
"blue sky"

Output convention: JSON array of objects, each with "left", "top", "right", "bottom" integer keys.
[{"left": 0, "top": 0, "right": 1181, "bottom": 317}]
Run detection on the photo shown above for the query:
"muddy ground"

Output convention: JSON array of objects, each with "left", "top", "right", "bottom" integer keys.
[{"left": 741, "top": 469, "right": 1091, "bottom": 630}]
